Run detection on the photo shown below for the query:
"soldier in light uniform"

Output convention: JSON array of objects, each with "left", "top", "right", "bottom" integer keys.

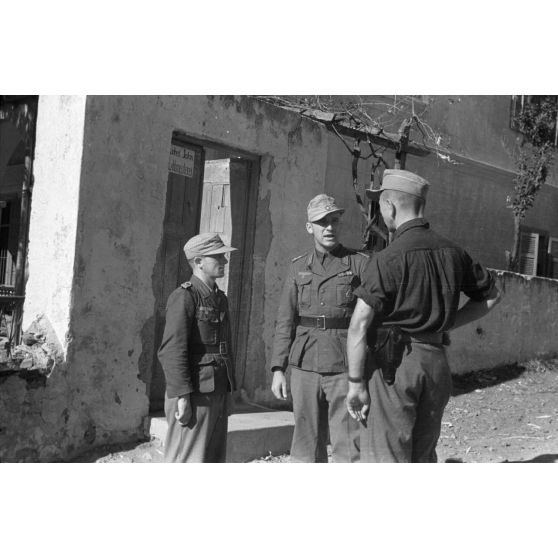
[
  {"left": 158, "top": 233, "right": 237, "bottom": 463},
  {"left": 271, "top": 194, "right": 370, "bottom": 462}
]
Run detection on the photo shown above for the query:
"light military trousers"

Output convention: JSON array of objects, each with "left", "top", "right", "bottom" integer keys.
[{"left": 290, "top": 367, "right": 360, "bottom": 463}]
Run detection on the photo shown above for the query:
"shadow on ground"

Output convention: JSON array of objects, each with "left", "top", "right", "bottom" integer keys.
[
  {"left": 69, "top": 438, "right": 150, "bottom": 462},
  {"left": 451, "top": 363, "right": 526, "bottom": 396},
  {"left": 445, "top": 454, "right": 558, "bottom": 463},
  {"left": 504, "top": 454, "right": 558, "bottom": 463}
]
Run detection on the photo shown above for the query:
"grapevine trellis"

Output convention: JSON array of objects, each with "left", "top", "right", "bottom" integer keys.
[{"left": 256, "top": 95, "right": 451, "bottom": 251}]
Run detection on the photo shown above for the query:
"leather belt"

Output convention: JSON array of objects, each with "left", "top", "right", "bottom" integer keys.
[
  {"left": 190, "top": 341, "right": 229, "bottom": 355},
  {"left": 407, "top": 332, "right": 444, "bottom": 344},
  {"left": 299, "top": 315, "right": 351, "bottom": 330}
]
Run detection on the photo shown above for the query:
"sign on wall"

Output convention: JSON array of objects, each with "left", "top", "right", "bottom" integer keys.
[{"left": 168, "top": 144, "right": 195, "bottom": 178}]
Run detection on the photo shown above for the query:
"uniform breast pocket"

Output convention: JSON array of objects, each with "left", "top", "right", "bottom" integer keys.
[
  {"left": 295, "top": 276, "right": 313, "bottom": 308},
  {"left": 336, "top": 280, "right": 354, "bottom": 306},
  {"left": 196, "top": 306, "right": 220, "bottom": 345}
]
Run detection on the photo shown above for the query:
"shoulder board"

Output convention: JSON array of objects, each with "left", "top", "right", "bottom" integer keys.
[
  {"left": 342, "top": 246, "right": 371, "bottom": 259},
  {"left": 291, "top": 253, "right": 307, "bottom": 263},
  {"left": 180, "top": 281, "right": 192, "bottom": 289},
  {"left": 340, "top": 245, "right": 357, "bottom": 255}
]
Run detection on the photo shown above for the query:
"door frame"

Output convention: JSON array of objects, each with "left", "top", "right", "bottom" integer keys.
[{"left": 170, "top": 131, "right": 260, "bottom": 395}]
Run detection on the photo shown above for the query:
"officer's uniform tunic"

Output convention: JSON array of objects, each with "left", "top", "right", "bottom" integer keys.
[
  {"left": 158, "top": 275, "right": 236, "bottom": 463},
  {"left": 354, "top": 218, "right": 494, "bottom": 462},
  {"left": 271, "top": 244, "right": 369, "bottom": 463}
]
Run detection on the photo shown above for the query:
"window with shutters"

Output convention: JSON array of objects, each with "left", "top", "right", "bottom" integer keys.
[
  {"left": 518, "top": 231, "right": 539, "bottom": 275},
  {"left": 518, "top": 229, "right": 556, "bottom": 277}
]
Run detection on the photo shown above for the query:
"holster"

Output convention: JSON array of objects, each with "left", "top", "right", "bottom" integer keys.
[{"left": 368, "top": 325, "right": 407, "bottom": 385}]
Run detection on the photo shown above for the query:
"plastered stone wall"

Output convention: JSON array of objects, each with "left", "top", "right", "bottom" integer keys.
[
  {"left": 2, "top": 95, "right": 346, "bottom": 459},
  {"left": 405, "top": 153, "right": 558, "bottom": 272},
  {"left": 448, "top": 271, "right": 558, "bottom": 374},
  {"left": 2, "top": 95, "right": 557, "bottom": 461},
  {"left": 74, "top": 96, "right": 345, "bottom": 412}
]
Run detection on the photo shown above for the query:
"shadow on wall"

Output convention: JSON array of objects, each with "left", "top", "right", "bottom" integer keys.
[{"left": 450, "top": 362, "right": 527, "bottom": 396}]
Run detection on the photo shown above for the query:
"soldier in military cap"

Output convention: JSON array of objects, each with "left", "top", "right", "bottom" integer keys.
[
  {"left": 158, "top": 232, "right": 237, "bottom": 463},
  {"left": 270, "top": 194, "right": 369, "bottom": 462},
  {"left": 346, "top": 169, "right": 501, "bottom": 462}
]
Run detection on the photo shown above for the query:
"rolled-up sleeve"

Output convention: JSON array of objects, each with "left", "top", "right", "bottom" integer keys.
[
  {"left": 353, "top": 256, "right": 389, "bottom": 317},
  {"left": 158, "top": 288, "right": 195, "bottom": 398},
  {"left": 461, "top": 252, "right": 495, "bottom": 302}
]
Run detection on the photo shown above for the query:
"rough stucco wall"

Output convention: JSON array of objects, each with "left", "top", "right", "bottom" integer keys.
[
  {"left": 414, "top": 95, "right": 557, "bottom": 185},
  {"left": 448, "top": 271, "right": 558, "bottom": 373},
  {"left": 404, "top": 96, "right": 558, "bottom": 271},
  {"left": 1, "top": 95, "right": 335, "bottom": 459},
  {"left": 23, "top": 96, "right": 86, "bottom": 345},
  {"left": 405, "top": 153, "right": 558, "bottom": 271},
  {"left": 70, "top": 96, "right": 333, "bottom": 416},
  {"left": 4, "top": 95, "right": 556, "bottom": 461},
  {"left": 1, "top": 96, "right": 86, "bottom": 462}
]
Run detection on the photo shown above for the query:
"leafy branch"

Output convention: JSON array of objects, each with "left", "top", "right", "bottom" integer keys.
[{"left": 506, "top": 96, "right": 557, "bottom": 272}]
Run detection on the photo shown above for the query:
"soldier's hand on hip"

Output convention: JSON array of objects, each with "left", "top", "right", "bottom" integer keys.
[
  {"left": 176, "top": 395, "right": 192, "bottom": 426},
  {"left": 346, "top": 383, "right": 370, "bottom": 423},
  {"left": 271, "top": 369, "right": 288, "bottom": 400}
]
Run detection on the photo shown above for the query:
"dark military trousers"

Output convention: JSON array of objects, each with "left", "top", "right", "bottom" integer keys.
[
  {"left": 164, "top": 393, "right": 229, "bottom": 463},
  {"left": 290, "top": 367, "right": 360, "bottom": 463},
  {"left": 361, "top": 342, "right": 452, "bottom": 463}
]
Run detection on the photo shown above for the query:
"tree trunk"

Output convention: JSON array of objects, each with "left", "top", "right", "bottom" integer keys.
[{"left": 508, "top": 213, "right": 522, "bottom": 272}]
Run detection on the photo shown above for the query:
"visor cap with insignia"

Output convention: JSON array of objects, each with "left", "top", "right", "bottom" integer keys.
[
  {"left": 307, "top": 194, "right": 345, "bottom": 223},
  {"left": 184, "top": 232, "right": 237, "bottom": 260},
  {"left": 366, "top": 169, "right": 429, "bottom": 201}
]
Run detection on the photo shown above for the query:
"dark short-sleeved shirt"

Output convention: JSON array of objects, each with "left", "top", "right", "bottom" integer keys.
[{"left": 354, "top": 218, "right": 494, "bottom": 333}]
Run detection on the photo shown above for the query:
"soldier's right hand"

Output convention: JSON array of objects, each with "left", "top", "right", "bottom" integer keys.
[
  {"left": 175, "top": 395, "right": 192, "bottom": 426},
  {"left": 271, "top": 369, "right": 288, "bottom": 400},
  {"left": 346, "top": 383, "right": 370, "bottom": 423}
]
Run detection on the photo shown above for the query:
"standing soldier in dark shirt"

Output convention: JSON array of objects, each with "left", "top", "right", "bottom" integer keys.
[
  {"left": 346, "top": 170, "right": 501, "bottom": 462},
  {"left": 158, "top": 233, "right": 237, "bottom": 463},
  {"left": 271, "top": 194, "right": 369, "bottom": 462}
]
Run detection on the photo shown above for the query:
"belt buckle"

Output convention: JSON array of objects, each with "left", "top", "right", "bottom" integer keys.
[
  {"left": 219, "top": 341, "right": 228, "bottom": 355},
  {"left": 316, "top": 316, "right": 326, "bottom": 330}
]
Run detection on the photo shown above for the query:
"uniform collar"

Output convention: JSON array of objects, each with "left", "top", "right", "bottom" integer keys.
[
  {"left": 393, "top": 218, "right": 429, "bottom": 240},
  {"left": 313, "top": 244, "right": 343, "bottom": 261},
  {"left": 190, "top": 274, "right": 219, "bottom": 298}
]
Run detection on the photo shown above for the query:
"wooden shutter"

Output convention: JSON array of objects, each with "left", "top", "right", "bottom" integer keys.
[{"left": 519, "top": 231, "right": 539, "bottom": 276}]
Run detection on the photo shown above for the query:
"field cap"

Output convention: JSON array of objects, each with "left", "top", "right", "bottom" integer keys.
[
  {"left": 307, "top": 194, "right": 345, "bottom": 223},
  {"left": 366, "top": 169, "right": 429, "bottom": 200},
  {"left": 184, "top": 232, "right": 237, "bottom": 259}
]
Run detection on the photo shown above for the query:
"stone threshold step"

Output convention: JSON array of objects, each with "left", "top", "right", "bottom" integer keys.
[{"left": 149, "top": 410, "right": 294, "bottom": 463}]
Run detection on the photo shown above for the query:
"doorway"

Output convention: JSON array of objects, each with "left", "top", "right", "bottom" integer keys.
[{"left": 149, "top": 134, "right": 259, "bottom": 411}]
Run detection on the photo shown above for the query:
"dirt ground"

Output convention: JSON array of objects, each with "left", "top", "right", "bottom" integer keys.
[{"left": 72, "top": 358, "right": 558, "bottom": 463}]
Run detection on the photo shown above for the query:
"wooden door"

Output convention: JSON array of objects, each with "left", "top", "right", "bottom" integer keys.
[
  {"left": 198, "top": 158, "right": 251, "bottom": 358},
  {"left": 227, "top": 159, "right": 251, "bottom": 359},
  {"left": 149, "top": 141, "right": 204, "bottom": 411}
]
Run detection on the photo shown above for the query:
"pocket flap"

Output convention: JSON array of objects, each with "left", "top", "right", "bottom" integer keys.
[
  {"left": 191, "top": 353, "right": 217, "bottom": 366},
  {"left": 295, "top": 274, "right": 312, "bottom": 286}
]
